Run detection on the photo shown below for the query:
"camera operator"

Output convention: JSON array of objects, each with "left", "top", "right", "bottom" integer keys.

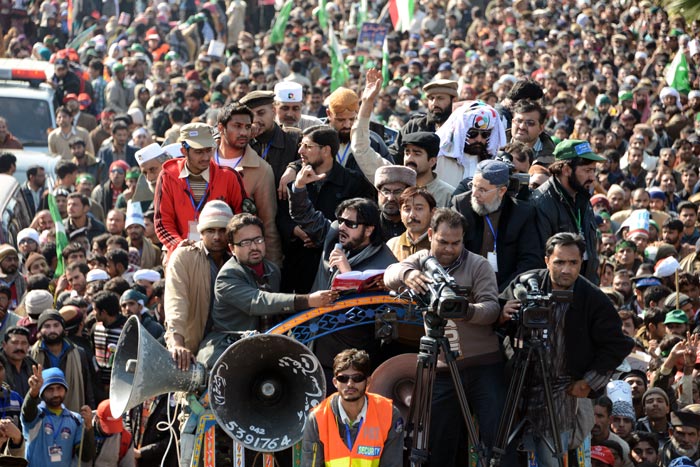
[
  {"left": 500, "top": 232, "right": 633, "bottom": 466},
  {"left": 384, "top": 208, "right": 504, "bottom": 466}
]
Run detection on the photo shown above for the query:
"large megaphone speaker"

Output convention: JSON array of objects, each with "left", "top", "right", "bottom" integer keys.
[
  {"left": 368, "top": 353, "right": 417, "bottom": 422},
  {"left": 208, "top": 334, "right": 325, "bottom": 452},
  {"left": 110, "top": 315, "right": 207, "bottom": 417}
]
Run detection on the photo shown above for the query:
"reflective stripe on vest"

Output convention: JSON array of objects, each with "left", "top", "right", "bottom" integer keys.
[{"left": 314, "top": 393, "right": 393, "bottom": 467}]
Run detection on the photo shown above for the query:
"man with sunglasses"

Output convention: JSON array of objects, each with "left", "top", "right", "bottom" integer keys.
[
  {"left": 531, "top": 139, "right": 606, "bottom": 284},
  {"left": 302, "top": 349, "right": 403, "bottom": 467}
]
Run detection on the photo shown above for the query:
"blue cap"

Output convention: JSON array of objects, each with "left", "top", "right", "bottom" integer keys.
[
  {"left": 670, "top": 457, "right": 696, "bottom": 467},
  {"left": 40, "top": 367, "right": 69, "bottom": 396},
  {"left": 438, "top": 62, "right": 452, "bottom": 72},
  {"left": 475, "top": 159, "right": 510, "bottom": 186}
]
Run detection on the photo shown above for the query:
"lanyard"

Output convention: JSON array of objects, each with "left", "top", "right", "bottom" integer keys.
[
  {"left": 344, "top": 417, "right": 364, "bottom": 450},
  {"left": 185, "top": 178, "right": 209, "bottom": 219},
  {"left": 485, "top": 215, "right": 497, "bottom": 253},
  {"left": 575, "top": 209, "right": 582, "bottom": 235},
  {"left": 48, "top": 412, "right": 66, "bottom": 445},
  {"left": 260, "top": 142, "right": 273, "bottom": 160},
  {"left": 215, "top": 150, "right": 244, "bottom": 169},
  {"left": 337, "top": 144, "right": 351, "bottom": 166}
]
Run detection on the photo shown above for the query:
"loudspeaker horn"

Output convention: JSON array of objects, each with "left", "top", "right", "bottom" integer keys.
[
  {"left": 368, "top": 353, "right": 417, "bottom": 421},
  {"left": 208, "top": 334, "right": 326, "bottom": 452},
  {"left": 110, "top": 315, "right": 207, "bottom": 418}
]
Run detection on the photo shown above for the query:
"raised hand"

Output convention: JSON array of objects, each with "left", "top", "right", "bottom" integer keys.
[
  {"left": 361, "top": 69, "right": 383, "bottom": 102},
  {"left": 28, "top": 364, "right": 43, "bottom": 398},
  {"left": 294, "top": 165, "right": 326, "bottom": 189},
  {"left": 80, "top": 405, "right": 93, "bottom": 430}
]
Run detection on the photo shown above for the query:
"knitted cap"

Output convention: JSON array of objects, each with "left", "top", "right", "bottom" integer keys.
[
  {"left": 642, "top": 387, "right": 669, "bottom": 407},
  {"left": 611, "top": 401, "right": 636, "bottom": 422},
  {"left": 37, "top": 310, "right": 64, "bottom": 330},
  {"left": 25, "top": 290, "right": 54, "bottom": 319},
  {"left": 40, "top": 367, "right": 69, "bottom": 396},
  {"left": 197, "top": 200, "right": 234, "bottom": 233}
]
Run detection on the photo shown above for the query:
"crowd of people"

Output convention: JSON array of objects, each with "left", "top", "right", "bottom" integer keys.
[{"left": 2, "top": 0, "right": 700, "bottom": 466}]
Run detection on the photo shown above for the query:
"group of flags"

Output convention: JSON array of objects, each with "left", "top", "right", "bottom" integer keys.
[{"left": 268, "top": 0, "right": 415, "bottom": 91}]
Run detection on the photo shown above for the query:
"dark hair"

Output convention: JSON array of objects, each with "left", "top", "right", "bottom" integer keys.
[
  {"left": 594, "top": 395, "right": 613, "bottom": 416},
  {"left": 502, "top": 141, "right": 534, "bottom": 165},
  {"left": 430, "top": 208, "right": 467, "bottom": 233},
  {"left": 218, "top": 103, "right": 254, "bottom": 126},
  {"left": 152, "top": 279, "right": 165, "bottom": 299},
  {"left": 512, "top": 99, "right": 547, "bottom": 124},
  {"left": 27, "top": 273, "right": 51, "bottom": 291},
  {"left": 89, "top": 59, "right": 103, "bottom": 73},
  {"left": 67, "top": 262, "right": 90, "bottom": 276},
  {"left": 55, "top": 161, "right": 78, "bottom": 179},
  {"left": 643, "top": 286, "right": 672, "bottom": 309},
  {"left": 40, "top": 242, "right": 57, "bottom": 267},
  {"left": 333, "top": 348, "right": 371, "bottom": 377},
  {"left": 4, "top": 326, "right": 30, "bottom": 343},
  {"left": 61, "top": 243, "right": 86, "bottom": 261},
  {"left": 104, "top": 277, "right": 130, "bottom": 296},
  {"left": 106, "top": 235, "right": 129, "bottom": 251},
  {"left": 628, "top": 431, "right": 659, "bottom": 452},
  {"left": 92, "top": 290, "right": 121, "bottom": 317},
  {"left": 26, "top": 165, "right": 44, "bottom": 180},
  {"left": 677, "top": 201, "right": 697, "bottom": 215},
  {"left": 226, "top": 213, "right": 264, "bottom": 245},
  {"left": 66, "top": 192, "right": 90, "bottom": 207},
  {"left": 335, "top": 198, "right": 383, "bottom": 245},
  {"left": 506, "top": 79, "right": 544, "bottom": 102},
  {"left": 303, "top": 125, "right": 339, "bottom": 157},
  {"left": 0, "top": 284, "right": 11, "bottom": 300},
  {"left": 399, "top": 186, "right": 437, "bottom": 210},
  {"left": 0, "top": 153, "right": 16, "bottom": 174},
  {"left": 92, "top": 233, "right": 110, "bottom": 252},
  {"left": 55, "top": 106, "right": 71, "bottom": 118},
  {"left": 111, "top": 121, "right": 129, "bottom": 135},
  {"left": 168, "top": 106, "right": 185, "bottom": 123},
  {"left": 106, "top": 248, "right": 129, "bottom": 269},
  {"left": 544, "top": 232, "right": 585, "bottom": 257}
]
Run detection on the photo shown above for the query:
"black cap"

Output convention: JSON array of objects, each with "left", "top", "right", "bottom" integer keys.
[
  {"left": 239, "top": 90, "right": 275, "bottom": 109},
  {"left": 402, "top": 132, "right": 441, "bottom": 158},
  {"left": 37, "top": 310, "right": 64, "bottom": 330}
]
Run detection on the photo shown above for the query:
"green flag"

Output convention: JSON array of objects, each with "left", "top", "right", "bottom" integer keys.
[
  {"left": 270, "top": 0, "right": 294, "bottom": 45},
  {"left": 317, "top": 0, "right": 328, "bottom": 30},
  {"left": 48, "top": 194, "right": 69, "bottom": 278},
  {"left": 665, "top": 48, "right": 691, "bottom": 94},
  {"left": 356, "top": 0, "right": 367, "bottom": 29},
  {"left": 329, "top": 24, "right": 349, "bottom": 91},
  {"left": 382, "top": 38, "right": 390, "bottom": 87}
]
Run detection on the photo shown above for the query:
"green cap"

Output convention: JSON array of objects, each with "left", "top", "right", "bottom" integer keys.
[
  {"left": 553, "top": 139, "right": 606, "bottom": 162},
  {"left": 210, "top": 91, "right": 225, "bottom": 104},
  {"left": 112, "top": 62, "right": 125, "bottom": 73},
  {"left": 670, "top": 28, "right": 683, "bottom": 37},
  {"left": 664, "top": 309, "right": 689, "bottom": 324},
  {"left": 618, "top": 91, "right": 633, "bottom": 102}
]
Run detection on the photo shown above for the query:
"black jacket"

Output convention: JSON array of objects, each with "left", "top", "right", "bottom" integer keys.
[
  {"left": 250, "top": 124, "right": 301, "bottom": 186},
  {"left": 501, "top": 269, "right": 633, "bottom": 387},
  {"left": 452, "top": 192, "right": 542, "bottom": 291},
  {"left": 531, "top": 176, "right": 600, "bottom": 284}
]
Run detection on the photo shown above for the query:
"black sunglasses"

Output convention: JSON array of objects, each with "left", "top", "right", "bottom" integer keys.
[
  {"left": 337, "top": 217, "right": 363, "bottom": 229},
  {"left": 467, "top": 129, "right": 492, "bottom": 140},
  {"left": 335, "top": 374, "right": 367, "bottom": 383}
]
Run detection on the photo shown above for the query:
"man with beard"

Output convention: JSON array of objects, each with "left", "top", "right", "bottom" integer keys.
[
  {"left": 22, "top": 366, "right": 95, "bottom": 466},
  {"left": 510, "top": 99, "right": 556, "bottom": 166},
  {"left": 388, "top": 78, "right": 458, "bottom": 165},
  {"left": 2, "top": 326, "right": 35, "bottom": 397},
  {"left": 0, "top": 246, "right": 26, "bottom": 312},
  {"left": 216, "top": 103, "right": 282, "bottom": 266},
  {"left": 531, "top": 140, "right": 605, "bottom": 284},
  {"left": 30, "top": 311, "right": 95, "bottom": 413},
  {"left": 301, "top": 349, "right": 403, "bottom": 467},
  {"left": 280, "top": 126, "right": 375, "bottom": 293},
  {"left": 196, "top": 214, "right": 337, "bottom": 367},
  {"left": 69, "top": 140, "right": 104, "bottom": 186},
  {"left": 241, "top": 90, "right": 301, "bottom": 186},
  {"left": 452, "top": 159, "right": 541, "bottom": 291},
  {"left": 592, "top": 397, "right": 634, "bottom": 467},
  {"left": 273, "top": 81, "right": 323, "bottom": 131},
  {"left": 660, "top": 410, "right": 700, "bottom": 465}
]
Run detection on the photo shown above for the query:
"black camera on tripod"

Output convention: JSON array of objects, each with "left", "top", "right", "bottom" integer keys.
[
  {"left": 512, "top": 273, "right": 573, "bottom": 329},
  {"left": 413, "top": 256, "right": 471, "bottom": 319}
]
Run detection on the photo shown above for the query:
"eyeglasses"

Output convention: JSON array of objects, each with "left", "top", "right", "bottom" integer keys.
[
  {"left": 379, "top": 188, "right": 405, "bottom": 198},
  {"left": 512, "top": 118, "right": 539, "bottom": 128},
  {"left": 110, "top": 169, "right": 125, "bottom": 174},
  {"left": 299, "top": 142, "right": 323, "bottom": 150},
  {"left": 335, "top": 373, "right": 367, "bottom": 383},
  {"left": 234, "top": 236, "right": 265, "bottom": 247},
  {"left": 337, "top": 217, "right": 363, "bottom": 229},
  {"left": 467, "top": 129, "right": 492, "bottom": 140},
  {"left": 469, "top": 182, "right": 500, "bottom": 196}
]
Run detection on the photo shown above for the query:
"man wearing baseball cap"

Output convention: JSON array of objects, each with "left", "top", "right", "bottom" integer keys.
[
  {"left": 153, "top": 122, "right": 248, "bottom": 255},
  {"left": 531, "top": 139, "right": 606, "bottom": 284},
  {"left": 91, "top": 399, "right": 135, "bottom": 466},
  {"left": 21, "top": 366, "right": 95, "bottom": 466}
]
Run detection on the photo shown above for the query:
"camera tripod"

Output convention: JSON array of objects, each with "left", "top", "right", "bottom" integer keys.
[
  {"left": 489, "top": 328, "right": 565, "bottom": 467},
  {"left": 405, "top": 311, "right": 486, "bottom": 467}
]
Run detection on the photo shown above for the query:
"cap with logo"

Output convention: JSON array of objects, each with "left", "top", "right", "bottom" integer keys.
[
  {"left": 179, "top": 123, "right": 215, "bottom": 149},
  {"left": 553, "top": 139, "right": 606, "bottom": 161},
  {"left": 274, "top": 81, "right": 303, "bottom": 103}
]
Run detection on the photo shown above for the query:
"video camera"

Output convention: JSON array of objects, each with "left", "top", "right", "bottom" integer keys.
[
  {"left": 512, "top": 273, "right": 572, "bottom": 329},
  {"left": 414, "top": 256, "right": 471, "bottom": 319}
]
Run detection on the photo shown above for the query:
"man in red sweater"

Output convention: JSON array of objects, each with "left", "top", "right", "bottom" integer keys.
[{"left": 154, "top": 123, "right": 248, "bottom": 254}]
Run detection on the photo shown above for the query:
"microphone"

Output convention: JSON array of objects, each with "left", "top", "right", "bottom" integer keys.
[
  {"left": 513, "top": 284, "right": 528, "bottom": 303},
  {"left": 330, "top": 242, "right": 343, "bottom": 273}
]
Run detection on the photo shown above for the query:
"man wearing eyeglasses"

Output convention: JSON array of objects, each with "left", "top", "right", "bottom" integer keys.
[
  {"left": 302, "top": 349, "right": 403, "bottom": 467},
  {"left": 452, "top": 159, "right": 540, "bottom": 291},
  {"left": 510, "top": 100, "right": 556, "bottom": 166},
  {"left": 196, "top": 213, "right": 337, "bottom": 368},
  {"left": 531, "top": 139, "right": 606, "bottom": 284}
]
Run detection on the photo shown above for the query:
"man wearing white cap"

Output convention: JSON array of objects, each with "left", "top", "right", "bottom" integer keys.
[
  {"left": 125, "top": 201, "right": 161, "bottom": 270},
  {"left": 274, "top": 81, "right": 323, "bottom": 131},
  {"left": 16, "top": 228, "right": 40, "bottom": 262},
  {"left": 135, "top": 142, "right": 170, "bottom": 194},
  {"left": 133, "top": 269, "right": 161, "bottom": 308}
]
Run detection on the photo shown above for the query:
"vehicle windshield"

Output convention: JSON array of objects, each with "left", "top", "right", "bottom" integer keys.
[{"left": 0, "top": 96, "right": 52, "bottom": 146}]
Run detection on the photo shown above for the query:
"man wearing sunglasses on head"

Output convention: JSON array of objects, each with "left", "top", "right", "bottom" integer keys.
[{"left": 302, "top": 348, "right": 403, "bottom": 467}]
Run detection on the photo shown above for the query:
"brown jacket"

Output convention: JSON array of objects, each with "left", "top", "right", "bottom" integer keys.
[
  {"left": 164, "top": 241, "right": 219, "bottom": 354},
  {"left": 384, "top": 248, "right": 501, "bottom": 368},
  {"left": 229, "top": 145, "right": 283, "bottom": 266}
]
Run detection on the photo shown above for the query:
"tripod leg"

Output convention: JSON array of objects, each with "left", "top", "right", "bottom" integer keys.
[
  {"left": 407, "top": 344, "right": 439, "bottom": 466},
  {"left": 440, "top": 339, "right": 486, "bottom": 467},
  {"left": 490, "top": 346, "right": 534, "bottom": 467},
  {"left": 535, "top": 345, "right": 565, "bottom": 467}
]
